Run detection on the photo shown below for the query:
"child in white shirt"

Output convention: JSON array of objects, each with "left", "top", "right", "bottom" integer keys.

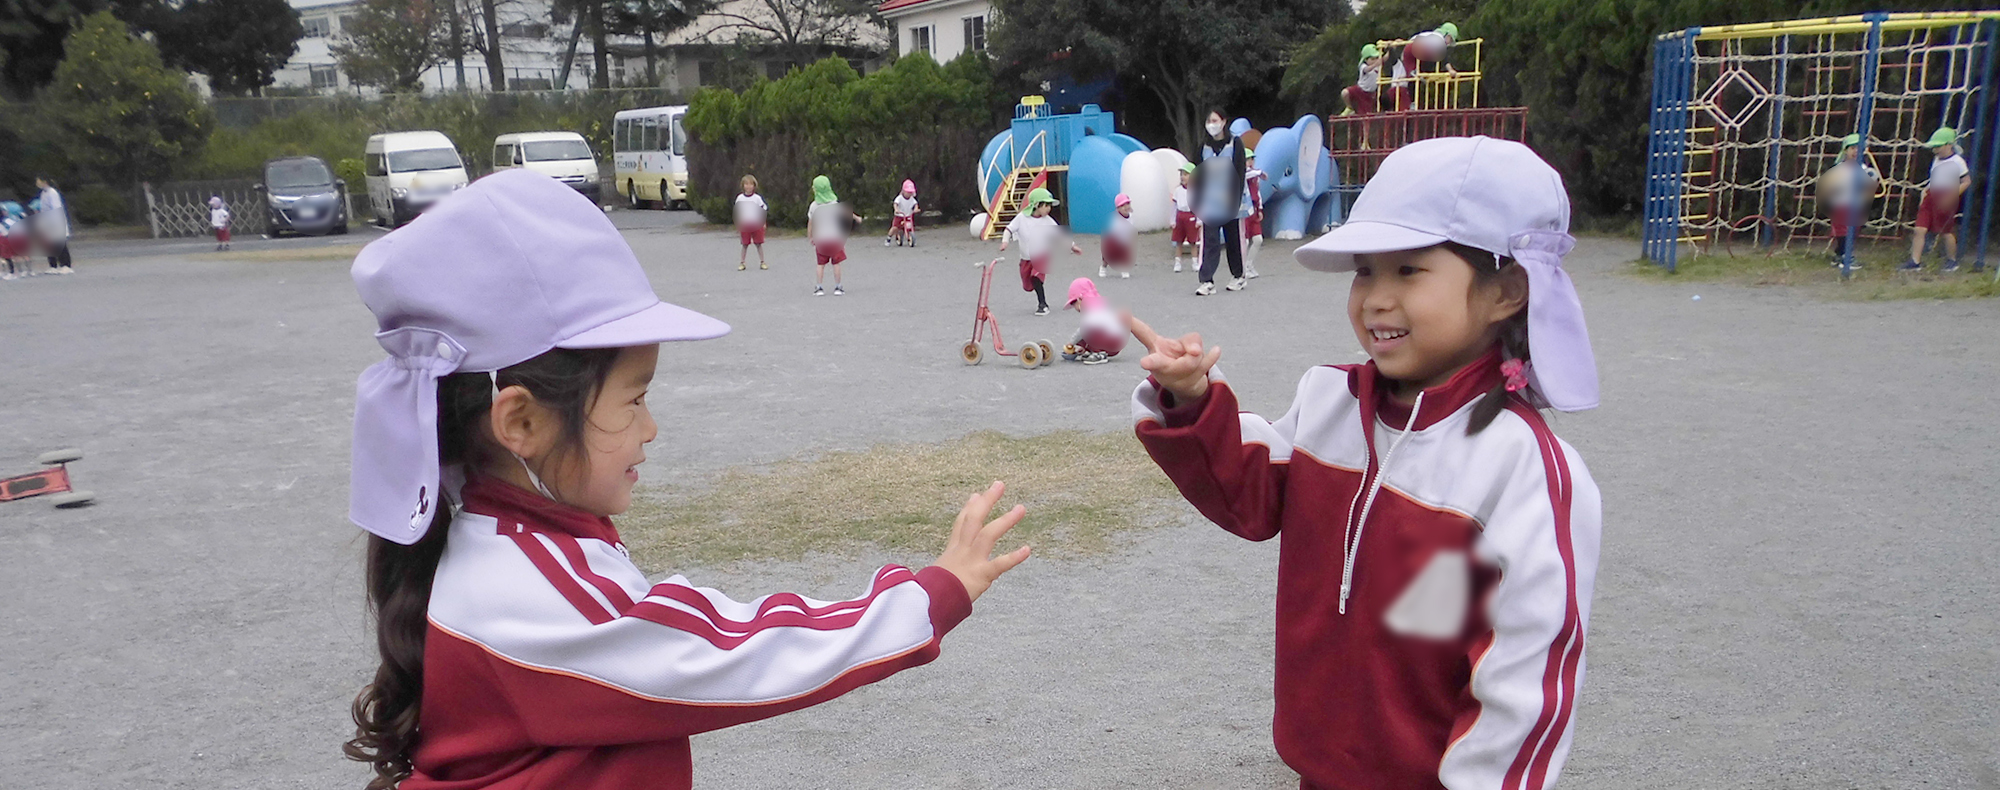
[
  {"left": 1171, "top": 163, "right": 1196, "bottom": 273},
  {"left": 808, "top": 175, "right": 861, "bottom": 296},
  {"left": 999, "top": 187, "right": 1082, "bottom": 315},
  {"left": 1101, "top": 193, "right": 1136, "bottom": 279},
  {"left": 209, "top": 195, "right": 232, "bottom": 251},
  {"left": 734, "top": 175, "right": 768, "bottom": 271},
  {"left": 886, "top": 179, "right": 919, "bottom": 247}
]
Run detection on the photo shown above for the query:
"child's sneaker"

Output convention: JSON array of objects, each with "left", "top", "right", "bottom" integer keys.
[
  {"left": 739, "top": 263, "right": 747, "bottom": 271},
  {"left": 833, "top": 285, "right": 845, "bottom": 295},
  {"left": 1226, "top": 277, "right": 1247, "bottom": 291},
  {"left": 1034, "top": 305, "right": 1050, "bottom": 316},
  {"left": 1120, "top": 270, "right": 1130, "bottom": 279},
  {"left": 1246, "top": 264, "right": 1260, "bottom": 279},
  {"left": 1173, "top": 259, "right": 1183, "bottom": 273},
  {"left": 1942, "top": 260, "right": 1960, "bottom": 273},
  {"left": 1195, "top": 281, "right": 1216, "bottom": 296},
  {"left": 1098, "top": 265, "right": 1108, "bottom": 278},
  {"left": 884, "top": 237, "right": 893, "bottom": 247},
  {"left": 1898, "top": 259, "right": 1923, "bottom": 271},
  {"left": 1, "top": 272, "right": 14, "bottom": 281},
  {"left": 760, "top": 262, "right": 768, "bottom": 270},
  {"left": 908, "top": 238, "right": 916, "bottom": 248},
  {"left": 1082, "top": 352, "right": 1110, "bottom": 365},
  {"left": 814, "top": 286, "right": 825, "bottom": 296}
]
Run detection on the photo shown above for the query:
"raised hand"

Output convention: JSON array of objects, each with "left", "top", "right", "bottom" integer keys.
[
  {"left": 933, "top": 481, "right": 1032, "bottom": 603},
  {"left": 1130, "top": 316, "right": 1221, "bottom": 403}
]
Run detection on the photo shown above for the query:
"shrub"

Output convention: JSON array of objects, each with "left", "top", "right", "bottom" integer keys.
[
  {"left": 70, "top": 183, "right": 136, "bottom": 226},
  {"left": 685, "top": 52, "right": 1009, "bottom": 227}
]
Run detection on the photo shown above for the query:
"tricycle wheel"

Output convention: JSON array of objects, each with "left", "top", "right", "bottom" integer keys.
[
  {"left": 50, "top": 490, "right": 94, "bottom": 508},
  {"left": 1018, "top": 342, "right": 1042, "bottom": 369},
  {"left": 961, "top": 341, "right": 983, "bottom": 365},
  {"left": 1036, "top": 340, "right": 1056, "bottom": 366},
  {"left": 37, "top": 448, "right": 83, "bottom": 465}
]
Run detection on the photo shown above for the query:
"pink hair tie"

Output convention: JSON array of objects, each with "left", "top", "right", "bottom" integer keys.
[{"left": 1500, "top": 358, "right": 1529, "bottom": 393}]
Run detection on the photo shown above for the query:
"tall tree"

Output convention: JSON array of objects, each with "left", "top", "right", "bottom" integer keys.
[
  {"left": 332, "top": 0, "right": 451, "bottom": 91},
  {"left": 151, "top": 0, "right": 304, "bottom": 96},
  {"left": 477, "top": 0, "right": 504, "bottom": 90},
  {"left": 700, "top": 0, "right": 877, "bottom": 66},
  {"left": 603, "top": 0, "right": 712, "bottom": 85},
  {"left": 33, "top": 10, "right": 211, "bottom": 184},
  {"left": 0, "top": 0, "right": 158, "bottom": 95},
  {"left": 990, "top": 0, "right": 1343, "bottom": 154}
]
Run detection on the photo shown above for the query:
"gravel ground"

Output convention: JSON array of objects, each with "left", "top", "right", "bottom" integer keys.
[{"left": 2, "top": 207, "right": 1996, "bottom": 789}]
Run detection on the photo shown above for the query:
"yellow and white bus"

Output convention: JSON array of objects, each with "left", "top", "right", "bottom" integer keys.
[{"left": 612, "top": 105, "right": 689, "bottom": 209}]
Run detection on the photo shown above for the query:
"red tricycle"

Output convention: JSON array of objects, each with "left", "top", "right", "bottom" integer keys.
[
  {"left": 1, "top": 448, "right": 94, "bottom": 508},
  {"left": 961, "top": 258, "right": 1054, "bottom": 369}
]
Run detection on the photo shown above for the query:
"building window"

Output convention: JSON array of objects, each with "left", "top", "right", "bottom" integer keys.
[
  {"left": 963, "top": 15, "right": 986, "bottom": 53},
  {"left": 338, "top": 15, "right": 355, "bottom": 34},
  {"left": 309, "top": 64, "right": 340, "bottom": 90},
  {"left": 302, "top": 16, "right": 330, "bottom": 38},
  {"left": 909, "top": 25, "right": 931, "bottom": 55},
  {"left": 697, "top": 60, "right": 715, "bottom": 86},
  {"left": 500, "top": 21, "right": 549, "bottom": 38}
]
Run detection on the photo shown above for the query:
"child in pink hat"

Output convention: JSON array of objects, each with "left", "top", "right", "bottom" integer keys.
[
  {"left": 886, "top": 179, "right": 919, "bottom": 247},
  {"left": 1128, "top": 136, "right": 1601, "bottom": 790},
  {"left": 342, "top": 169, "right": 1032, "bottom": 790},
  {"left": 1100, "top": 193, "right": 1136, "bottom": 279},
  {"left": 1060, "top": 277, "right": 1128, "bottom": 364},
  {"left": 208, "top": 195, "right": 232, "bottom": 251}
]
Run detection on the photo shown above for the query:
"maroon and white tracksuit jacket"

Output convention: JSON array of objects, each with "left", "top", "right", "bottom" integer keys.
[
  {"left": 402, "top": 477, "right": 972, "bottom": 789},
  {"left": 1133, "top": 349, "right": 1600, "bottom": 790}
]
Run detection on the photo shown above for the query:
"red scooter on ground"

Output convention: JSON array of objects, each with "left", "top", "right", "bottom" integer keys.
[
  {"left": 961, "top": 258, "right": 1054, "bottom": 369},
  {"left": 1, "top": 448, "right": 94, "bottom": 508}
]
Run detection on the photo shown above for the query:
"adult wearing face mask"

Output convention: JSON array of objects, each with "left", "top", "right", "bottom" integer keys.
[{"left": 1193, "top": 109, "right": 1248, "bottom": 295}]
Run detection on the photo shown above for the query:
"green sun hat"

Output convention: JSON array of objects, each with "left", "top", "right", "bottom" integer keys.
[
  {"left": 811, "top": 174, "right": 836, "bottom": 203},
  {"left": 1025, "top": 186, "right": 1058, "bottom": 207},
  {"left": 1360, "top": 43, "right": 1381, "bottom": 61},
  {"left": 1926, "top": 127, "right": 1956, "bottom": 147},
  {"left": 1438, "top": 22, "right": 1459, "bottom": 39},
  {"left": 1841, "top": 133, "right": 1861, "bottom": 149},
  {"left": 1179, "top": 162, "right": 1197, "bottom": 174}
]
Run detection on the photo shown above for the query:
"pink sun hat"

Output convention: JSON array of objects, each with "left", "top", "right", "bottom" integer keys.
[
  {"left": 1114, "top": 193, "right": 1132, "bottom": 208},
  {"left": 1065, "top": 277, "right": 1103, "bottom": 310},
  {"left": 902, "top": 179, "right": 916, "bottom": 195},
  {"left": 349, "top": 169, "right": 729, "bottom": 544}
]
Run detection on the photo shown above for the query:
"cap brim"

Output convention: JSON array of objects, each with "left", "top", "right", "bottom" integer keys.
[
  {"left": 558, "top": 300, "right": 731, "bottom": 348},
  {"left": 1294, "top": 220, "right": 1450, "bottom": 272}
]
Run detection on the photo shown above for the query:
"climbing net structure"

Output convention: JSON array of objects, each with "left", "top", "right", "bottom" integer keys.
[{"left": 1643, "top": 13, "right": 2000, "bottom": 271}]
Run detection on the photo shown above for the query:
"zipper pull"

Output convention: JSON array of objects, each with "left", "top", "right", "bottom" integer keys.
[{"left": 1338, "top": 582, "right": 1351, "bottom": 614}]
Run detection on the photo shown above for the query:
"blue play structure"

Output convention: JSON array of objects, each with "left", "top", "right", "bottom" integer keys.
[{"left": 977, "top": 97, "right": 1147, "bottom": 238}]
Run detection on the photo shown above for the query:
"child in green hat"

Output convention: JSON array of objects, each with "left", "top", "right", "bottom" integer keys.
[
  {"left": 998, "top": 186, "right": 1083, "bottom": 315},
  {"left": 1817, "top": 133, "right": 1879, "bottom": 266},
  {"left": 807, "top": 175, "right": 862, "bottom": 295},
  {"left": 1343, "top": 44, "right": 1383, "bottom": 116},
  {"left": 1904, "top": 127, "right": 1972, "bottom": 272}
]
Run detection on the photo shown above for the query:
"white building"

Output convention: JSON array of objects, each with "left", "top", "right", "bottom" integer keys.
[
  {"left": 877, "top": 0, "right": 991, "bottom": 63},
  {"left": 269, "top": 0, "right": 892, "bottom": 95}
]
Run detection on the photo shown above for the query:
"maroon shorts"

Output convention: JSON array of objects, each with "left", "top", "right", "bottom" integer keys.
[
  {"left": 1101, "top": 235, "right": 1133, "bottom": 266},
  {"left": 739, "top": 225, "right": 765, "bottom": 245},
  {"left": 215, "top": 227, "right": 231, "bottom": 243},
  {"left": 1243, "top": 212, "right": 1263, "bottom": 239},
  {"left": 892, "top": 215, "right": 915, "bottom": 232},
  {"left": 1018, "top": 255, "right": 1050, "bottom": 291},
  {"left": 1172, "top": 211, "right": 1198, "bottom": 244},
  {"left": 0, "top": 235, "right": 15, "bottom": 259},
  {"left": 1343, "top": 85, "right": 1378, "bottom": 115},
  {"left": 1079, "top": 328, "right": 1126, "bottom": 356},
  {"left": 1830, "top": 212, "right": 1852, "bottom": 240},
  {"left": 1916, "top": 191, "right": 1959, "bottom": 234},
  {"left": 814, "top": 240, "right": 847, "bottom": 266}
]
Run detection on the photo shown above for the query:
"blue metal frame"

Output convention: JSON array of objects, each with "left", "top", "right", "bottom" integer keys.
[
  {"left": 1761, "top": 35, "right": 1790, "bottom": 249},
  {"left": 1643, "top": 31, "right": 1696, "bottom": 271},
  {"left": 1977, "top": 19, "right": 2000, "bottom": 274}
]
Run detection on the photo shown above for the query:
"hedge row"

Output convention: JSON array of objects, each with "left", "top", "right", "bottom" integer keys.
[{"left": 683, "top": 52, "right": 1011, "bottom": 228}]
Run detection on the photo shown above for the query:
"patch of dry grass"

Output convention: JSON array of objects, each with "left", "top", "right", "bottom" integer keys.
[
  {"left": 201, "top": 244, "right": 372, "bottom": 263},
  {"left": 1628, "top": 244, "right": 2000, "bottom": 299},
  {"left": 619, "top": 430, "right": 1183, "bottom": 571}
]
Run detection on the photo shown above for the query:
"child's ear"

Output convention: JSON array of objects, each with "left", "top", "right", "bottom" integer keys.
[
  {"left": 489, "top": 385, "right": 554, "bottom": 459},
  {"left": 1491, "top": 265, "right": 1530, "bottom": 320}
]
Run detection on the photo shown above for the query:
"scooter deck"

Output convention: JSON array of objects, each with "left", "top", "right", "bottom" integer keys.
[{"left": 0, "top": 467, "right": 70, "bottom": 502}]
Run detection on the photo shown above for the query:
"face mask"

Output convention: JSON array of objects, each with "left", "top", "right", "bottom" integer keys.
[{"left": 1206, "top": 121, "right": 1225, "bottom": 137}]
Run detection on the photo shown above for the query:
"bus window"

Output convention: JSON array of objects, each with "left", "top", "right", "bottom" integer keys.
[
  {"left": 640, "top": 116, "right": 658, "bottom": 152},
  {"left": 671, "top": 115, "right": 686, "bottom": 155},
  {"left": 612, "top": 119, "right": 627, "bottom": 153}
]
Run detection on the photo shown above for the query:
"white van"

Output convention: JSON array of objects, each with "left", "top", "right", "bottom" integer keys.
[
  {"left": 492, "top": 131, "right": 601, "bottom": 204},
  {"left": 364, "top": 131, "right": 469, "bottom": 227}
]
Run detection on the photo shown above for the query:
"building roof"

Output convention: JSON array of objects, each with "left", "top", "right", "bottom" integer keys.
[{"left": 877, "top": 0, "right": 984, "bottom": 17}]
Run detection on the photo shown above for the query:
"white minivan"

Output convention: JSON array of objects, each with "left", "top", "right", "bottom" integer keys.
[
  {"left": 364, "top": 131, "right": 469, "bottom": 227},
  {"left": 492, "top": 131, "right": 602, "bottom": 205}
]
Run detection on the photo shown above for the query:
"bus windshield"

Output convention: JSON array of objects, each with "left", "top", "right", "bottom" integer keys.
[
  {"left": 387, "top": 148, "right": 463, "bottom": 173},
  {"left": 523, "top": 140, "right": 593, "bottom": 161},
  {"left": 671, "top": 116, "right": 686, "bottom": 156}
]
